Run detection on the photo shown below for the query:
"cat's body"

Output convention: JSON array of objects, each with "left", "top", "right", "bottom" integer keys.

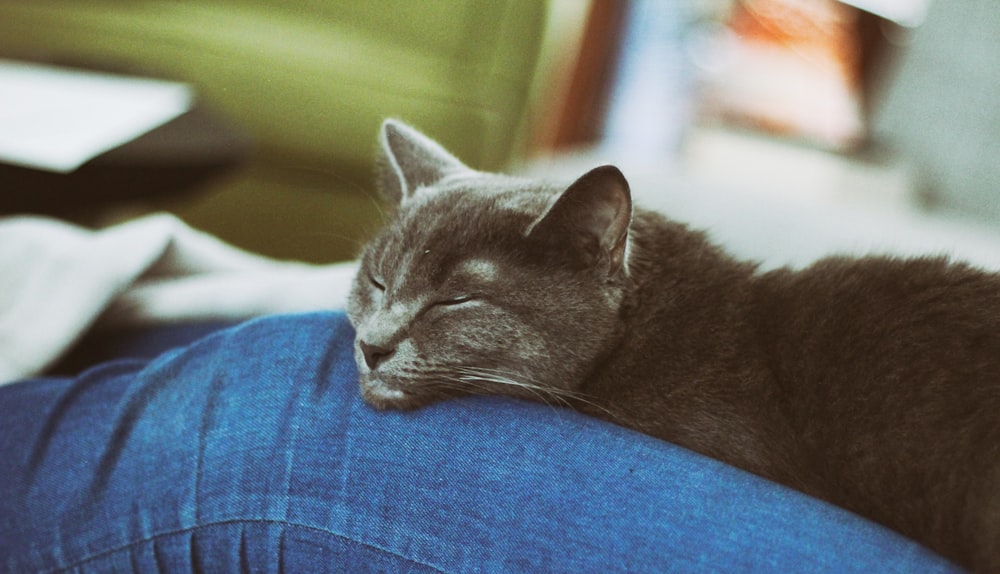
[
  {"left": 584, "top": 213, "right": 1000, "bottom": 568},
  {"left": 347, "top": 120, "right": 999, "bottom": 571}
]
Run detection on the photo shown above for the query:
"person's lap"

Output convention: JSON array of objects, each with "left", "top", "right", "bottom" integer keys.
[{"left": 0, "top": 312, "right": 960, "bottom": 572}]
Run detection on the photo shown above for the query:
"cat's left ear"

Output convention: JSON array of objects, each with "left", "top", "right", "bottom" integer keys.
[
  {"left": 377, "top": 119, "right": 469, "bottom": 205},
  {"left": 528, "top": 165, "right": 632, "bottom": 276}
]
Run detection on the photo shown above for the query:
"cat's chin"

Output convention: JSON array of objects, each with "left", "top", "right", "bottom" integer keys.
[{"left": 360, "top": 377, "right": 422, "bottom": 411}]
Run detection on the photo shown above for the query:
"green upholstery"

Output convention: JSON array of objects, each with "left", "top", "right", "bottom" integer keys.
[{"left": 0, "top": 2, "right": 547, "bottom": 261}]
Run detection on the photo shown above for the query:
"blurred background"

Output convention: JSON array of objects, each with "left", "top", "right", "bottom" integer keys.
[{"left": 2, "top": 0, "right": 999, "bottom": 266}]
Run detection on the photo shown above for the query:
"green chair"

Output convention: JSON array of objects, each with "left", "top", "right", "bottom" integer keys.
[{"left": 0, "top": 1, "right": 547, "bottom": 261}]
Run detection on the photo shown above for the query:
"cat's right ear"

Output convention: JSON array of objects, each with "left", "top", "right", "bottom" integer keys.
[
  {"left": 376, "top": 119, "right": 468, "bottom": 205},
  {"left": 528, "top": 165, "right": 633, "bottom": 277}
]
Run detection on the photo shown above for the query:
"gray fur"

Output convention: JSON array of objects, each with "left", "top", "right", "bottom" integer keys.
[{"left": 346, "top": 119, "right": 999, "bottom": 571}]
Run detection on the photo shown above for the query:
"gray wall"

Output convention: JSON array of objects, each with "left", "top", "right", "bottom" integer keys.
[{"left": 875, "top": 1, "right": 1000, "bottom": 222}]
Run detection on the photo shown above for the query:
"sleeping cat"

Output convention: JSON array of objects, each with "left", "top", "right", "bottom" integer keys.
[{"left": 346, "top": 119, "right": 999, "bottom": 571}]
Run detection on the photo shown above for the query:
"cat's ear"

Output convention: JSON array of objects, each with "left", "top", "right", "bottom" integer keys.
[
  {"left": 377, "top": 119, "right": 469, "bottom": 205},
  {"left": 528, "top": 165, "right": 632, "bottom": 276}
]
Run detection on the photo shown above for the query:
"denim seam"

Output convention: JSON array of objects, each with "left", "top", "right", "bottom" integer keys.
[{"left": 44, "top": 518, "right": 449, "bottom": 574}]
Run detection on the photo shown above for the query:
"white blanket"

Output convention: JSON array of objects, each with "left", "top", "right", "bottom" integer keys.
[{"left": 0, "top": 213, "right": 357, "bottom": 384}]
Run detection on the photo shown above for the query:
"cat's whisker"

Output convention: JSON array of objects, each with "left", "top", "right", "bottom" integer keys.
[
  {"left": 398, "top": 361, "right": 627, "bottom": 428},
  {"left": 454, "top": 366, "right": 583, "bottom": 400},
  {"left": 437, "top": 377, "right": 491, "bottom": 395},
  {"left": 430, "top": 365, "right": 565, "bottom": 412},
  {"left": 451, "top": 366, "right": 625, "bottom": 422},
  {"left": 295, "top": 230, "right": 369, "bottom": 249},
  {"left": 452, "top": 368, "right": 557, "bottom": 400},
  {"left": 456, "top": 374, "right": 564, "bottom": 409},
  {"left": 441, "top": 375, "right": 568, "bottom": 413},
  {"left": 411, "top": 366, "right": 502, "bottom": 398}
]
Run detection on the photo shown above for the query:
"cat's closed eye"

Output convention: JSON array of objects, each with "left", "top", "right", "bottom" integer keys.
[
  {"left": 433, "top": 295, "right": 476, "bottom": 308},
  {"left": 368, "top": 274, "right": 386, "bottom": 291}
]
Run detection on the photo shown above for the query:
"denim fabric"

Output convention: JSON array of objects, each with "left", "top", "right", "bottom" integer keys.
[
  {"left": 0, "top": 312, "right": 961, "bottom": 572},
  {"left": 51, "top": 321, "right": 240, "bottom": 377}
]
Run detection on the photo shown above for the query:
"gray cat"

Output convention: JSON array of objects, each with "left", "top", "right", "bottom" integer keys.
[{"left": 346, "top": 119, "right": 999, "bottom": 571}]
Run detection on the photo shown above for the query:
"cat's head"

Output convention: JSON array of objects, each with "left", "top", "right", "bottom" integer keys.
[{"left": 347, "top": 119, "right": 632, "bottom": 410}]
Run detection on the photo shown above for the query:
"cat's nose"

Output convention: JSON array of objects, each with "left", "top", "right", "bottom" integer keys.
[{"left": 359, "top": 340, "right": 394, "bottom": 370}]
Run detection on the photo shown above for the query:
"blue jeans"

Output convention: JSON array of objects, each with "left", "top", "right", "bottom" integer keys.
[{"left": 0, "top": 312, "right": 961, "bottom": 572}]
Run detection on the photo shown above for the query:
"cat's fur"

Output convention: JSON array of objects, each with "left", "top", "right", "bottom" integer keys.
[{"left": 347, "top": 120, "right": 1000, "bottom": 571}]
